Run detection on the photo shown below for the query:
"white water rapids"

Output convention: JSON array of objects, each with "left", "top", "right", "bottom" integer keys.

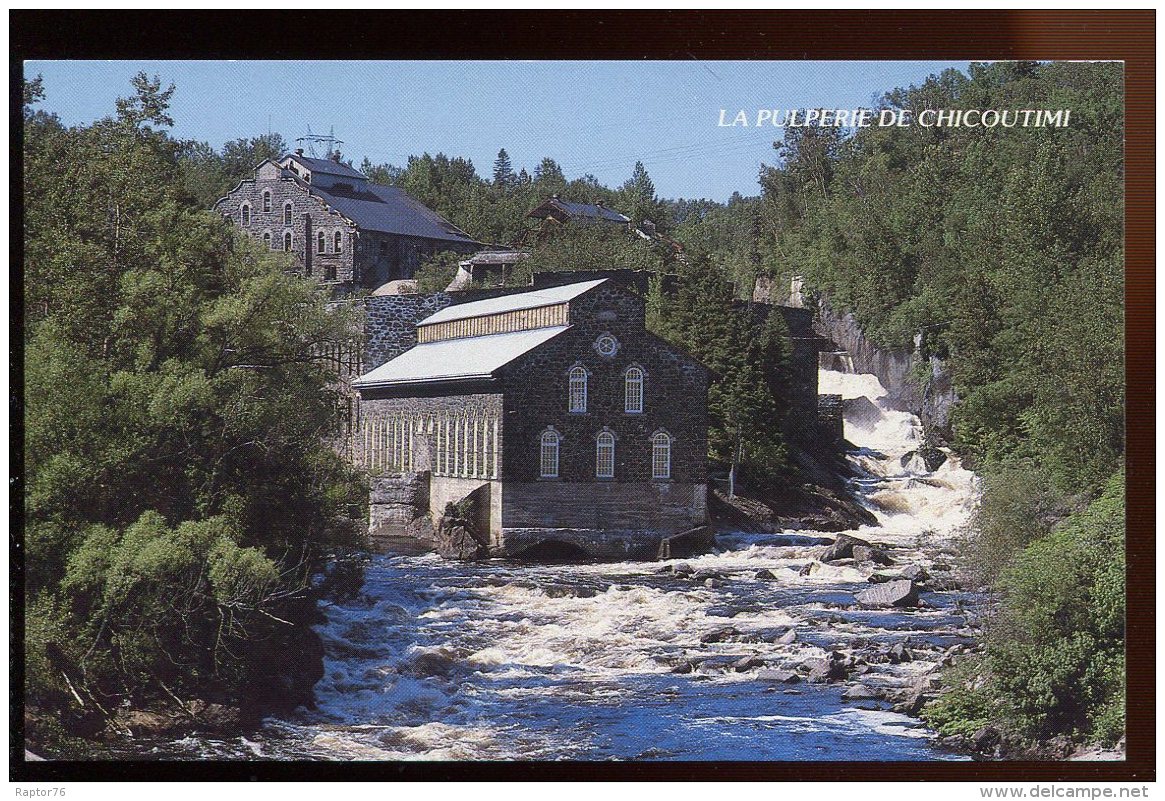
[{"left": 134, "top": 369, "right": 982, "bottom": 761}]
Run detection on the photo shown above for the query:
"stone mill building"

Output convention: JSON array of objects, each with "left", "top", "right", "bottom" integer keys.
[
  {"left": 351, "top": 277, "right": 711, "bottom": 560},
  {"left": 214, "top": 151, "right": 479, "bottom": 293}
]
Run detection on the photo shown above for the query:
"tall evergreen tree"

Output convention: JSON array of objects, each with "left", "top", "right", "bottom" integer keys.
[{"left": 492, "top": 148, "right": 516, "bottom": 188}]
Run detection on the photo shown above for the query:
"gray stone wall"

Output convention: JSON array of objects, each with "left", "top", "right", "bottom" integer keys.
[
  {"left": 369, "top": 472, "right": 430, "bottom": 535},
  {"left": 503, "top": 481, "right": 708, "bottom": 530},
  {"left": 216, "top": 180, "right": 477, "bottom": 292},
  {"left": 498, "top": 283, "right": 709, "bottom": 486},
  {"left": 362, "top": 293, "right": 457, "bottom": 370},
  {"left": 361, "top": 231, "right": 477, "bottom": 286},
  {"left": 215, "top": 177, "right": 357, "bottom": 286}
]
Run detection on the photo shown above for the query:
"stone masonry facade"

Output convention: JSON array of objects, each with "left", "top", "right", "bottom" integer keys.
[
  {"left": 353, "top": 279, "right": 711, "bottom": 559},
  {"left": 214, "top": 168, "right": 358, "bottom": 286},
  {"left": 214, "top": 160, "right": 478, "bottom": 294}
]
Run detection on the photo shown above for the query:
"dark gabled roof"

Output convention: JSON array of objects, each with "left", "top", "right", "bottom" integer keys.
[
  {"left": 556, "top": 199, "right": 630, "bottom": 223},
  {"left": 527, "top": 197, "right": 630, "bottom": 224},
  {"left": 287, "top": 154, "right": 367, "bottom": 180},
  {"left": 312, "top": 183, "right": 479, "bottom": 245}
]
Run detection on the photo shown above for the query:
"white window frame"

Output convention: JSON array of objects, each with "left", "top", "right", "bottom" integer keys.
[
  {"left": 240, "top": 203, "right": 251, "bottom": 226},
  {"left": 568, "top": 366, "right": 588, "bottom": 413},
  {"left": 596, "top": 431, "right": 615, "bottom": 479},
  {"left": 284, "top": 202, "right": 293, "bottom": 226},
  {"left": 624, "top": 367, "right": 644, "bottom": 413},
  {"left": 540, "top": 429, "right": 560, "bottom": 478},
  {"left": 652, "top": 432, "right": 672, "bottom": 480},
  {"left": 334, "top": 230, "right": 343, "bottom": 253}
]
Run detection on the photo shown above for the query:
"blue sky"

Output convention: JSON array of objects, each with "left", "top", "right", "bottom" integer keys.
[{"left": 26, "top": 60, "right": 972, "bottom": 201}]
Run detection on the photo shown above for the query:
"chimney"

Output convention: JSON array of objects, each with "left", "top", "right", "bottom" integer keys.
[
  {"left": 295, "top": 148, "right": 304, "bottom": 156},
  {"left": 330, "top": 150, "right": 342, "bottom": 162}
]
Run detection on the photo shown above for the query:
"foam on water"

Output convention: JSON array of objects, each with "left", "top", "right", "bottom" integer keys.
[{"left": 132, "top": 369, "right": 979, "bottom": 762}]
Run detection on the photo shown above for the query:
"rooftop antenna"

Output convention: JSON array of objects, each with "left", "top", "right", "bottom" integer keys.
[{"left": 295, "top": 125, "right": 344, "bottom": 159}]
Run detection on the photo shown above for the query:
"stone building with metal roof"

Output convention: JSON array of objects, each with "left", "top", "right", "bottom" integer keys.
[
  {"left": 351, "top": 277, "right": 711, "bottom": 560},
  {"left": 214, "top": 151, "right": 480, "bottom": 293}
]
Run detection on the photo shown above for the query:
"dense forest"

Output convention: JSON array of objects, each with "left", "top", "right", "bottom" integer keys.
[
  {"left": 752, "top": 62, "right": 1125, "bottom": 751},
  {"left": 23, "top": 60, "right": 1125, "bottom": 754},
  {"left": 23, "top": 75, "right": 367, "bottom": 743}
]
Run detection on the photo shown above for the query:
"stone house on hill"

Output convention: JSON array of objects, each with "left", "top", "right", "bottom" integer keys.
[
  {"left": 214, "top": 152, "right": 479, "bottom": 293},
  {"left": 351, "top": 277, "right": 711, "bottom": 559}
]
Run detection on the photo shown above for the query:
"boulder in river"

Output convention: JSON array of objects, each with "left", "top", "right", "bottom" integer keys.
[
  {"left": 803, "top": 655, "right": 849, "bottom": 683},
  {"left": 842, "top": 684, "right": 881, "bottom": 700},
  {"left": 852, "top": 544, "right": 894, "bottom": 565},
  {"left": 855, "top": 579, "right": 919, "bottom": 608},
  {"left": 758, "top": 669, "right": 800, "bottom": 684},
  {"left": 898, "top": 564, "right": 929, "bottom": 582},
  {"left": 900, "top": 446, "right": 948, "bottom": 473},
  {"left": 733, "top": 656, "right": 766, "bottom": 672},
  {"left": 436, "top": 523, "right": 489, "bottom": 560},
  {"left": 754, "top": 568, "right": 777, "bottom": 580},
  {"left": 821, "top": 533, "right": 873, "bottom": 563},
  {"left": 700, "top": 626, "right": 739, "bottom": 644},
  {"left": 888, "top": 642, "right": 914, "bottom": 663}
]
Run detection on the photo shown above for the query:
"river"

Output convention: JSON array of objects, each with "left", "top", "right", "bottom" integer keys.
[{"left": 132, "top": 369, "right": 982, "bottom": 761}]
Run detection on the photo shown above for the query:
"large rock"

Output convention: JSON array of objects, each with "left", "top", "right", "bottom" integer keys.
[
  {"left": 733, "top": 656, "right": 766, "bottom": 672},
  {"left": 820, "top": 533, "right": 873, "bottom": 563},
  {"left": 436, "top": 523, "right": 488, "bottom": 560},
  {"left": 855, "top": 579, "right": 919, "bottom": 608},
  {"left": 852, "top": 544, "right": 894, "bottom": 565},
  {"left": 700, "top": 626, "right": 739, "bottom": 644},
  {"left": 758, "top": 669, "right": 800, "bottom": 684},
  {"left": 803, "top": 654, "right": 849, "bottom": 683},
  {"left": 900, "top": 447, "right": 948, "bottom": 473}
]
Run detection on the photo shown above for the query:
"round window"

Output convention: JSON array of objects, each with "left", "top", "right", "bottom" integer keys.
[{"left": 595, "top": 334, "right": 619, "bottom": 357}]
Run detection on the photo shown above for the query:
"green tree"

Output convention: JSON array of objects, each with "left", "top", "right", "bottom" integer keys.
[
  {"left": 24, "top": 74, "right": 364, "bottom": 728},
  {"left": 492, "top": 148, "right": 516, "bottom": 188},
  {"left": 652, "top": 256, "right": 790, "bottom": 496}
]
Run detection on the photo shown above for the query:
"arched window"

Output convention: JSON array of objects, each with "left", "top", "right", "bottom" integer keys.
[
  {"left": 325, "top": 263, "right": 337, "bottom": 281},
  {"left": 540, "top": 429, "right": 560, "bottom": 478},
  {"left": 261, "top": 231, "right": 271, "bottom": 248},
  {"left": 262, "top": 191, "right": 272, "bottom": 213},
  {"left": 283, "top": 231, "right": 292, "bottom": 252},
  {"left": 596, "top": 431, "right": 615, "bottom": 478},
  {"left": 283, "top": 202, "right": 293, "bottom": 226},
  {"left": 624, "top": 367, "right": 644, "bottom": 413},
  {"left": 240, "top": 204, "right": 251, "bottom": 226},
  {"left": 652, "top": 432, "right": 672, "bottom": 480},
  {"left": 317, "top": 230, "right": 326, "bottom": 254},
  {"left": 334, "top": 231, "right": 343, "bottom": 253},
  {"left": 568, "top": 366, "right": 588, "bottom": 413}
]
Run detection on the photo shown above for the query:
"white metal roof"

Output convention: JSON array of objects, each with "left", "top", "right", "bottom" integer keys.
[
  {"left": 353, "top": 326, "right": 570, "bottom": 388},
  {"left": 418, "top": 278, "right": 607, "bottom": 326}
]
